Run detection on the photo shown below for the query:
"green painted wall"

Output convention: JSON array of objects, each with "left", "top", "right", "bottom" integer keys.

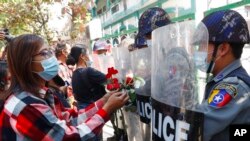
[{"left": 91, "top": 0, "right": 250, "bottom": 41}]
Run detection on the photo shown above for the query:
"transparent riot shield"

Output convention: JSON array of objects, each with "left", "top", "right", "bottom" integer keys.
[
  {"left": 98, "top": 54, "right": 115, "bottom": 74},
  {"left": 131, "top": 47, "right": 152, "bottom": 141},
  {"left": 112, "top": 42, "right": 145, "bottom": 141},
  {"left": 112, "top": 46, "right": 133, "bottom": 79},
  {"left": 90, "top": 53, "right": 115, "bottom": 74},
  {"left": 90, "top": 53, "right": 102, "bottom": 72},
  {"left": 151, "top": 20, "right": 208, "bottom": 141}
]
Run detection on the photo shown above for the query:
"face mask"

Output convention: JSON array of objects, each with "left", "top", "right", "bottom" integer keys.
[
  {"left": 86, "top": 60, "right": 93, "bottom": 67},
  {"left": 194, "top": 51, "right": 219, "bottom": 73},
  {"left": 146, "top": 40, "right": 152, "bottom": 48},
  {"left": 33, "top": 56, "right": 59, "bottom": 81},
  {"left": 193, "top": 51, "right": 208, "bottom": 72}
]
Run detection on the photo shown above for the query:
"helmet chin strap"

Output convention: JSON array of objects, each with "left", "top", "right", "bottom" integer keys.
[{"left": 206, "top": 43, "right": 220, "bottom": 78}]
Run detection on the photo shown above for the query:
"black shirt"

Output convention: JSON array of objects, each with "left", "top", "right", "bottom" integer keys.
[{"left": 72, "top": 67, "right": 107, "bottom": 104}]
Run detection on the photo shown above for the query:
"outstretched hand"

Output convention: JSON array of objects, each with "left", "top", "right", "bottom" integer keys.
[
  {"left": 101, "top": 90, "right": 119, "bottom": 103},
  {"left": 102, "top": 91, "right": 129, "bottom": 115}
]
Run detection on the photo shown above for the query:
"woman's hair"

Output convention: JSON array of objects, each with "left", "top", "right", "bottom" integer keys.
[
  {"left": 3, "top": 34, "right": 45, "bottom": 99},
  {"left": 0, "top": 61, "right": 8, "bottom": 91},
  {"left": 68, "top": 44, "right": 88, "bottom": 65}
]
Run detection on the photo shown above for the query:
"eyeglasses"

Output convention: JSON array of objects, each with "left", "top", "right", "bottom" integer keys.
[{"left": 33, "top": 49, "right": 54, "bottom": 59}]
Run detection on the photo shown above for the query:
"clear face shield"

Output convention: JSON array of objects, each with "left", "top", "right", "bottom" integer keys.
[
  {"left": 192, "top": 22, "right": 209, "bottom": 73},
  {"left": 151, "top": 20, "right": 208, "bottom": 141},
  {"left": 112, "top": 46, "right": 133, "bottom": 80}
]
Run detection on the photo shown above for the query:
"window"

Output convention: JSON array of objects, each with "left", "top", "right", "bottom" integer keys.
[{"left": 111, "top": 4, "right": 119, "bottom": 14}]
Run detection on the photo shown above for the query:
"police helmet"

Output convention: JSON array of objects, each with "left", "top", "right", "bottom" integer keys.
[
  {"left": 202, "top": 10, "right": 250, "bottom": 44},
  {"left": 134, "top": 34, "right": 147, "bottom": 48},
  {"left": 93, "top": 39, "right": 109, "bottom": 52},
  {"left": 138, "top": 7, "right": 171, "bottom": 37}
]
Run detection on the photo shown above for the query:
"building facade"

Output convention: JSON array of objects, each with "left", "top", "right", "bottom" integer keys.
[
  {"left": 88, "top": 0, "right": 250, "bottom": 45},
  {"left": 87, "top": 0, "right": 250, "bottom": 73}
]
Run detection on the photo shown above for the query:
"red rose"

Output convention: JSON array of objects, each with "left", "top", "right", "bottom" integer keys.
[
  {"left": 107, "top": 84, "right": 114, "bottom": 90},
  {"left": 112, "top": 78, "right": 119, "bottom": 84},
  {"left": 125, "top": 77, "right": 133, "bottom": 85},
  {"left": 106, "top": 67, "right": 119, "bottom": 79},
  {"left": 113, "top": 83, "right": 121, "bottom": 89},
  {"left": 107, "top": 83, "right": 121, "bottom": 91},
  {"left": 108, "top": 67, "right": 118, "bottom": 75},
  {"left": 106, "top": 73, "right": 112, "bottom": 79}
]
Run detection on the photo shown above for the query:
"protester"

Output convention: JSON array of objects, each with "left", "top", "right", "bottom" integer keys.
[
  {"left": 69, "top": 44, "right": 108, "bottom": 141},
  {"left": 47, "top": 75, "right": 71, "bottom": 108},
  {"left": 197, "top": 10, "right": 250, "bottom": 141},
  {"left": 55, "top": 42, "right": 72, "bottom": 85},
  {"left": 0, "top": 34, "right": 129, "bottom": 140},
  {"left": 69, "top": 44, "right": 107, "bottom": 109}
]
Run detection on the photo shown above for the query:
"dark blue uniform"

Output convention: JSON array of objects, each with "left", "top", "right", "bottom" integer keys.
[{"left": 200, "top": 60, "right": 250, "bottom": 141}]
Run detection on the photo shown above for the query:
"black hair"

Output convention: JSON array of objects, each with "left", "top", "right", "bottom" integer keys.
[
  {"left": 210, "top": 42, "right": 244, "bottom": 59},
  {"left": 0, "top": 61, "right": 8, "bottom": 90},
  {"left": 68, "top": 44, "right": 88, "bottom": 65},
  {"left": 66, "top": 55, "right": 75, "bottom": 66},
  {"left": 229, "top": 43, "right": 244, "bottom": 59}
]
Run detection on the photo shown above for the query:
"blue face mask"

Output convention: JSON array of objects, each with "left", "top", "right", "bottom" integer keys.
[
  {"left": 33, "top": 56, "right": 59, "bottom": 81},
  {"left": 86, "top": 60, "right": 93, "bottom": 67},
  {"left": 194, "top": 51, "right": 217, "bottom": 73},
  {"left": 193, "top": 51, "right": 208, "bottom": 72},
  {"left": 146, "top": 40, "right": 152, "bottom": 48}
]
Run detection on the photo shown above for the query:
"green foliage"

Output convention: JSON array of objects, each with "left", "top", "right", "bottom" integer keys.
[
  {"left": 68, "top": 0, "right": 92, "bottom": 39},
  {"left": 0, "top": 0, "right": 53, "bottom": 41},
  {"left": 0, "top": 0, "right": 92, "bottom": 42}
]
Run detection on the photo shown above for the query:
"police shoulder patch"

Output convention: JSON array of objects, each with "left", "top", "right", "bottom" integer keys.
[{"left": 208, "top": 83, "right": 237, "bottom": 108}]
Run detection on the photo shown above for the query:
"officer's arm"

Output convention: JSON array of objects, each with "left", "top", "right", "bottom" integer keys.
[{"left": 201, "top": 80, "right": 250, "bottom": 141}]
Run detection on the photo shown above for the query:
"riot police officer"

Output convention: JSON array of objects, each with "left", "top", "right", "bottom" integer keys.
[
  {"left": 137, "top": 7, "right": 171, "bottom": 48},
  {"left": 199, "top": 9, "right": 250, "bottom": 141}
]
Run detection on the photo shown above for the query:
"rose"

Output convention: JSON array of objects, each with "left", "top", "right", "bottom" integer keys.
[
  {"left": 125, "top": 77, "right": 133, "bottom": 85},
  {"left": 106, "top": 67, "right": 118, "bottom": 79},
  {"left": 106, "top": 78, "right": 121, "bottom": 91},
  {"left": 107, "top": 83, "right": 121, "bottom": 91}
]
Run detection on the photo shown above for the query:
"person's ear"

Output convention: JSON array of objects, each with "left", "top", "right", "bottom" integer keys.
[
  {"left": 218, "top": 42, "right": 230, "bottom": 57},
  {"left": 79, "top": 54, "right": 86, "bottom": 61}
]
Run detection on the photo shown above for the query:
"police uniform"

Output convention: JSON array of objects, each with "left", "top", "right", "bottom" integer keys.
[{"left": 200, "top": 59, "right": 250, "bottom": 141}]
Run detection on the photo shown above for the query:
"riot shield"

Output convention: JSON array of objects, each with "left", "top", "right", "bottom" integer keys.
[
  {"left": 97, "top": 54, "right": 115, "bottom": 74},
  {"left": 112, "top": 41, "right": 146, "bottom": 141},
  {"left": 90, "top": 53, "right": 102, "bottom": 72},
  {"left": 90, "top": 53, "right": 115, "bottom": 74},
  {"left": 151, "top": 20, "right": 208, "bottom": 141},
  {"left": 112, "top": 46, "right": 133, "bottom": 79},
  {"left": 131, "top": 47, "right": 152, "bottom": 140}
]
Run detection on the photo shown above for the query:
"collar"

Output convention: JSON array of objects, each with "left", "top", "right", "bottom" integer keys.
[
  {"left": 58, "top": 60, "right": 67, "bottom": 66},
  {"left": 210, "top": 59, "right": 242, "bottom": 83},
  {"left": 39, "top": 87, "right": 49, "bottom": 98}
]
